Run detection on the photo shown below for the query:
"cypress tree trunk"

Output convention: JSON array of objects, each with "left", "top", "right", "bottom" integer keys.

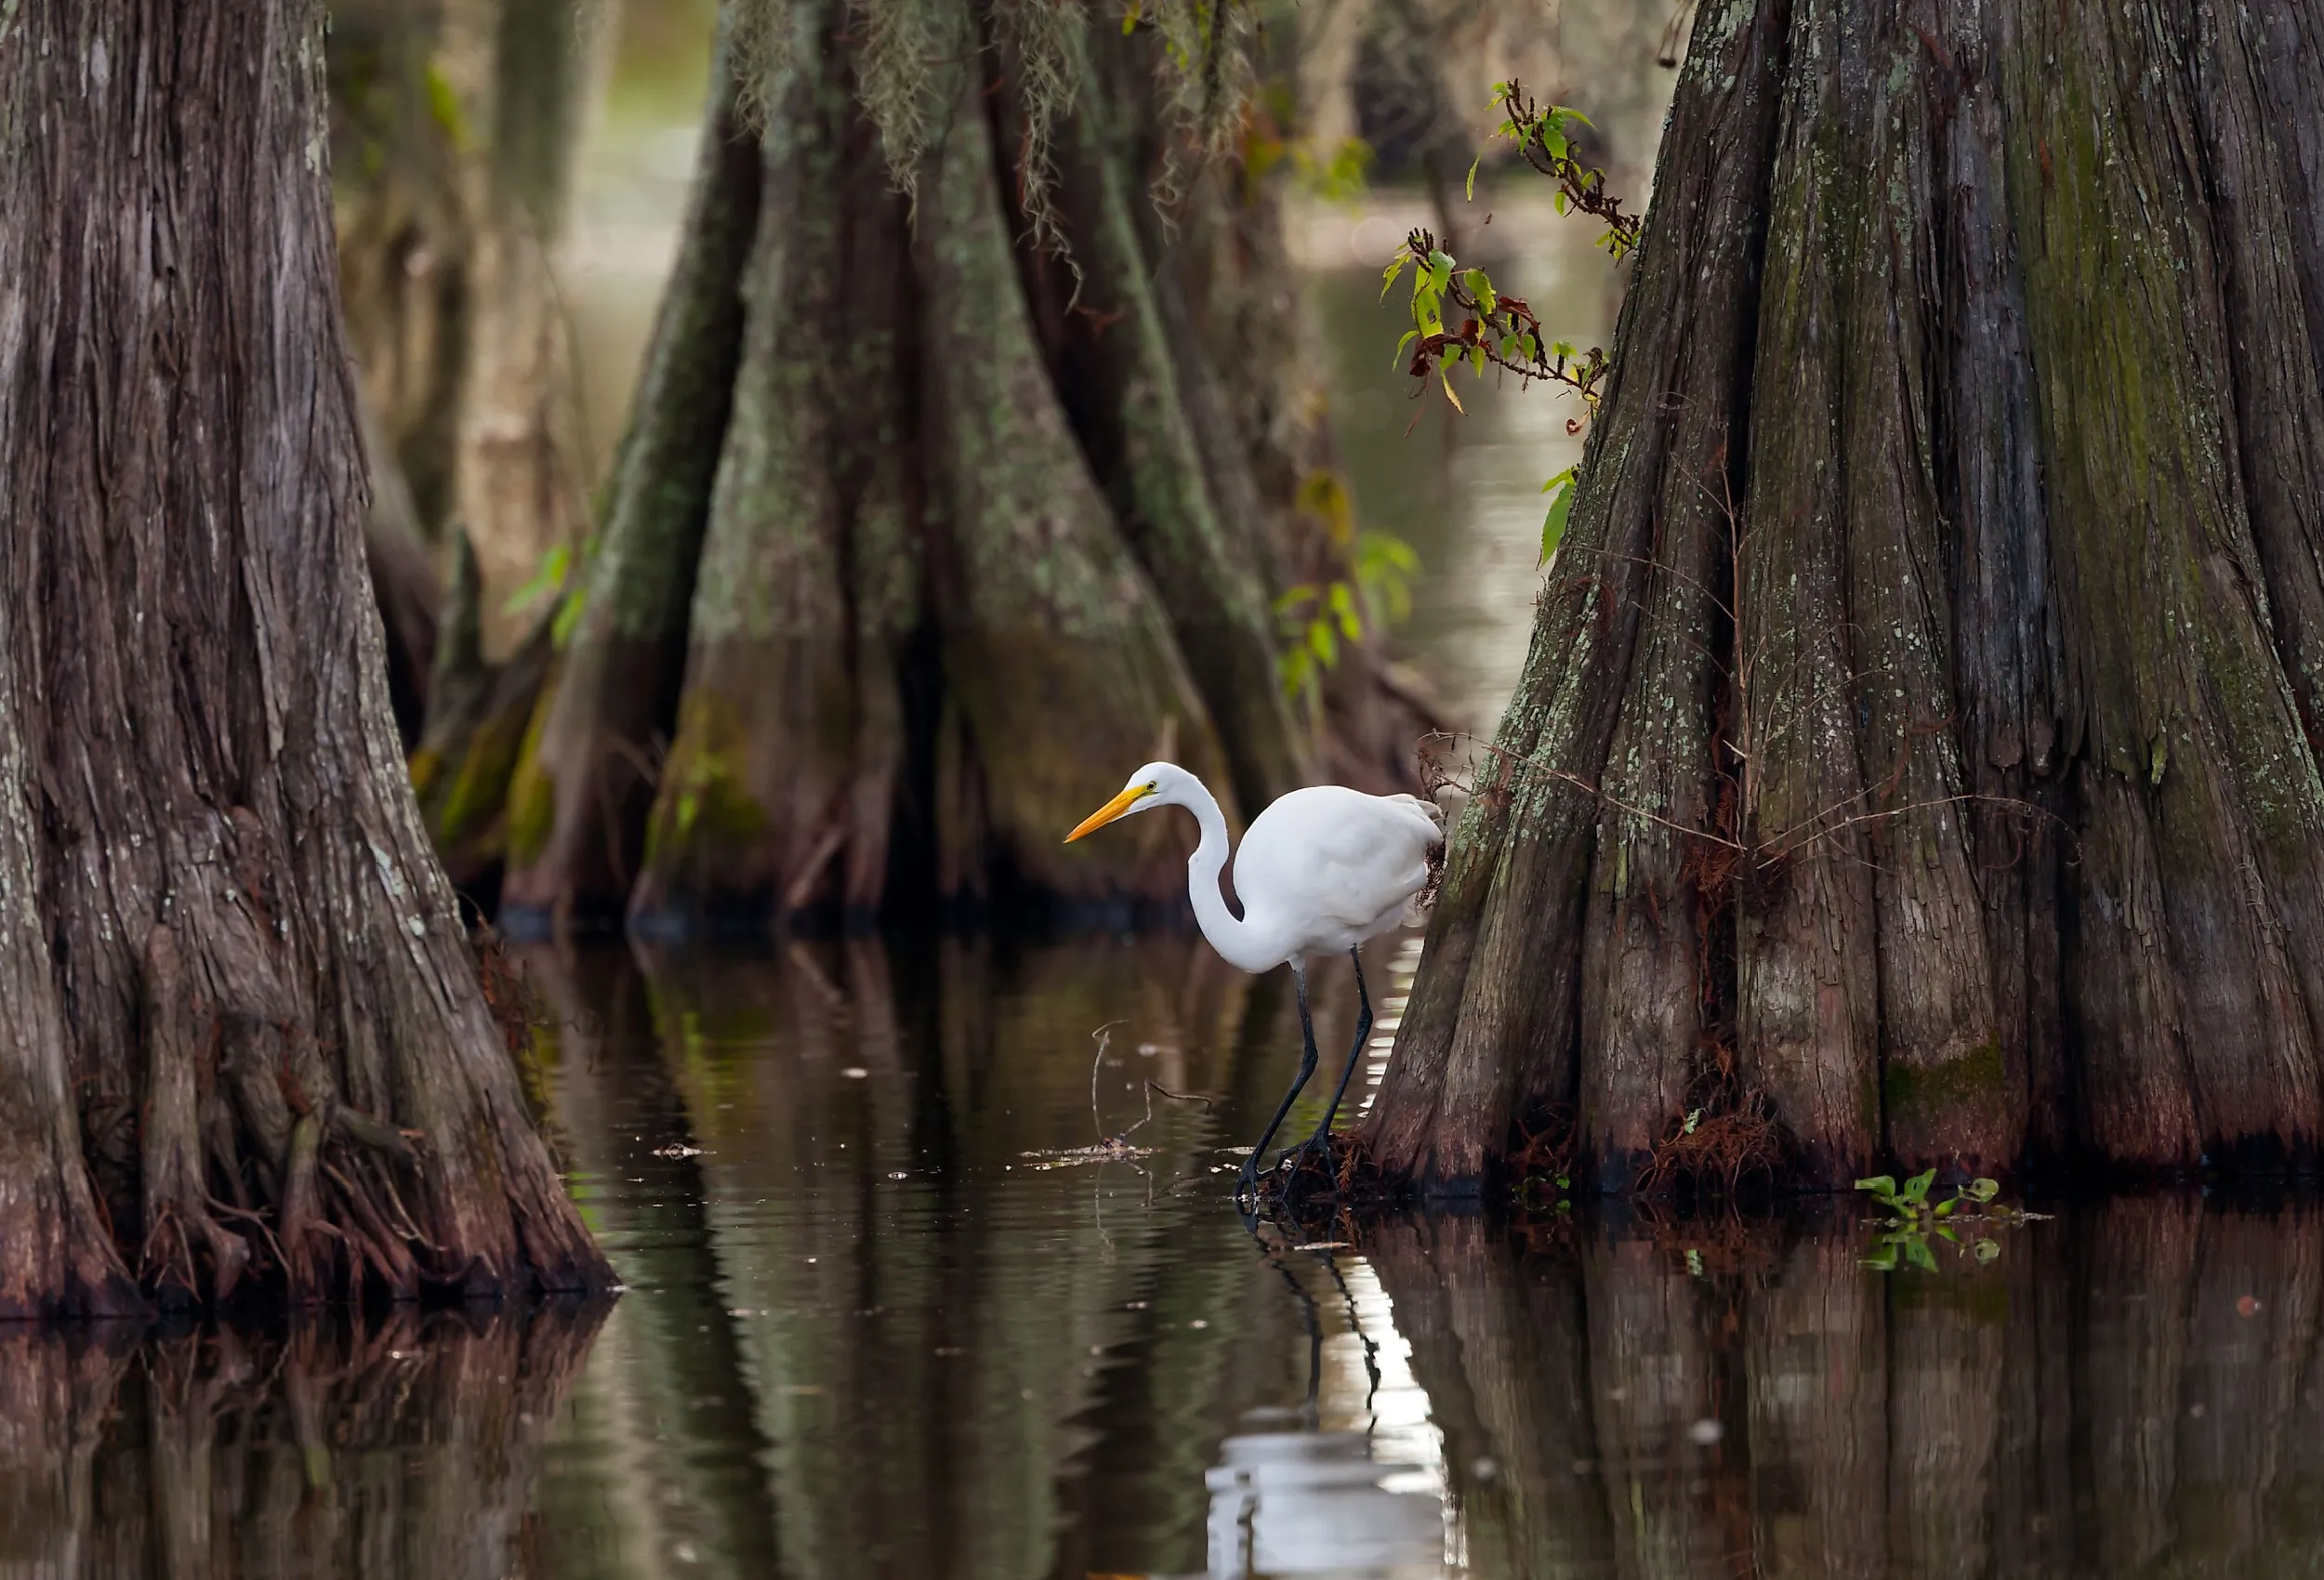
[
  {"left": 1367, "top": 0, "right": 2324, "bottom": 1192},
  {"left": 493, "top": 22, "right": 762, "bottom": 925},
  {"left": 0, "top": 0, "right": 609, "bottom": 1312},
  {"left": 489, "top": 0, "right": 1426, "bottom": 936},
  {"left": 442, "top": 0, "right": 600, "bottom": 657}
]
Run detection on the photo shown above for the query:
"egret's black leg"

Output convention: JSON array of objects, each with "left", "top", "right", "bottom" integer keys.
[
  {"left": 1238, "top": 960, "right": 1319, "bottom": 1207},
  {"left": 1288, "top": 948, "right": 1373, "bottom": 1192}
]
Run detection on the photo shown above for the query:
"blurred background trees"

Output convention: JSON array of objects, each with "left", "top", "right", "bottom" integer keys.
[{"left": 324, "top": 0, "right": 1672, "bottom": 938}]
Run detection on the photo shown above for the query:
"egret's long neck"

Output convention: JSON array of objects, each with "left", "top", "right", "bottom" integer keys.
[{"left": 1181, "top": 782, "right": 1278, "bottom": 973}]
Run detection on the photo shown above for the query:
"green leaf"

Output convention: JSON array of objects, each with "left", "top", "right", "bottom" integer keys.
[
  {"left": 1327, "top": 581, "right": 1362, "bottom": 639},
  {"left": 1463, "top": 267, "right": 1497, "bottom": 317},
  {"left": 1393, "top": 329, "right": 1419, "bottom": 369},
  {"left": 1439, "top": 367, "right": 1465, "bottom": 414},
  {"left": 1380, "top": 254, "right": 1407, "bottom": 301},
  {"left": 1905, "top": 1239, "right": 1940, "bottom": 1272},
  {"left": 1518, "top": 332, "right": 1539, "bottom": 362},
  {"left": 1968, "top": 1177, "right": 2000, "bottom": 1202},
  {"left": 424, "top": 64, "right": 469, "bottom": 149},
  {"left": 1121, "top": 0, "right": 1140, "bottom": 33},
  {"left": 1467, "top": 342, "right": 1486, "bottom": 376},
  {"left": 1902, "top": 1167, "right": 1937, "bottom": 1204},
  {"left": 1277, "top": 643, "right": 1315, "bottom": 704},
  {"left": 1861, "top": 1244, "right": 1899, "bottom": 1271},
  {"left": 551, "top": 585, "right": 588, "bottom": 649},
  {"left": 1934, "top": 1198, "right": 1956, "bottom": 1218},
  {"left": 1974, "top": 1238, "right": 2001, "bottom": 1263},
  {"left": 1426, "top": 248, "right": 1453, "bottom": 296},
  {"left": 503, "top": 542, "right": 572, "bottom": 617},
  {"left": 1935, "top": 1225, "right": 1960, "bottom": 1244},
  {"left": 1465, "top": 154, "right": 1480, "bottom": 202},
  {"left": 1540, "top": 471, "right": 1578, "bottom": 563},
  {"left": 1855, "top": 1175, "right": 1897, "bottom": 1196},
  {"left": 1307, "top": 618, "right": 1338, "bottom": 665}
]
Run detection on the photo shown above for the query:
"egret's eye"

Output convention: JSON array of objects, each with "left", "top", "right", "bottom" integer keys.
[{"left": 1145, "top": 782, "right": 1157, "bottom": 792}]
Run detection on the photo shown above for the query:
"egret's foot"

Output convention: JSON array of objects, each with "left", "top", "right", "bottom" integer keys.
[
  {"left": 1284, "top": 1133, "right": 1340, "bottom": 1201},
  {"left": 1235, "top": 1155, "right": 1261, "bottom": 1210}
]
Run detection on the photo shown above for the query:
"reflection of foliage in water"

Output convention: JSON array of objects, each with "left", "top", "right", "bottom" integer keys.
[{"left": 1854, "top": 1168, "right": 2031, "bottom": 1272}]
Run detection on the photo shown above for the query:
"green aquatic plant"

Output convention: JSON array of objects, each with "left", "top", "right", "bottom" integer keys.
[{"left": 1855, "top": 1169, "right": 2033, "bottom": 1272}]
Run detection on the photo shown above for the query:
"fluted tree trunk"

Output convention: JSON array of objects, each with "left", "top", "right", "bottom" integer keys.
[
  {"left": 484, "top": 0, "right": 1433, "bottom": 937},
  {"left": 0, "top": 0, "right": 609, "bottom": 1313},
  {"left": 1367, "top": 0, "right": 2324, "bottom": 1192}
]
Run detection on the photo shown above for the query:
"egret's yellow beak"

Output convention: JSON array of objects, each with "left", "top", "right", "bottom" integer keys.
[{"left": 1065, "top": 783, "right": 1154, "bottom": 843}]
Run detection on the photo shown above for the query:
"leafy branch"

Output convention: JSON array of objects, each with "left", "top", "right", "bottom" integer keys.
[
  {"left": 1477, "top": 80, "right": 1644, "bottom": 259},
  {"left": 1381, "top": 230, "right": 1610, "bottom": 414}
]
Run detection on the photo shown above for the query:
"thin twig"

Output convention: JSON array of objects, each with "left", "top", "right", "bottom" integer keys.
[{"left": 1089, "top": 1020, "right": 1126, "bottom": 1144}]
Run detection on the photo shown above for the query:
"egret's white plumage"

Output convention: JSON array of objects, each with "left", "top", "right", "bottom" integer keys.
[{"left": 1065, "top": 761, "right": 1445, "bottom": 1201}]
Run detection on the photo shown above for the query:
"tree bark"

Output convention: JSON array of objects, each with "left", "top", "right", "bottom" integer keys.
[
  {"left": 495, "top": 17, "right": 762, "bottom": 928},
  {"left": 486, "top": 0, "right": 1428, "bottom": 937},
  {"left": 0, "top": 0, "right": 609, "bottom": 1311},
  {"left": 1366, "top": 0, "right": 2324, "bottom": 1192},
  {"left": 443, "top": 0, "right": 601, "bottom": 658}
]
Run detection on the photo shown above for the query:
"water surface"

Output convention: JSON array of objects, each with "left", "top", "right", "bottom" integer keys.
[{"left": 14, "top": 940, "right": 2324, "bottom": 1579}]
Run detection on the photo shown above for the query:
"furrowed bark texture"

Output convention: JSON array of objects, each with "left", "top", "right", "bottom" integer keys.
[
  {"left": 1367, "top": 0, "right": 2324, "bottom": 1191},
  {"left": 0, "top": 0, "right": 611, "bottom": 1311},
  {"left": 1367, "top": 0, "right": 1792, "bottom": 1191},
  {"left": 484, "top": 0, "right": 1425, "bottom": 936}
]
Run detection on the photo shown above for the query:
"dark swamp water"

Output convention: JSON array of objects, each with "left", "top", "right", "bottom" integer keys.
[{"left": 12, "top": 934, "right": 2324, "bottom": 1579}]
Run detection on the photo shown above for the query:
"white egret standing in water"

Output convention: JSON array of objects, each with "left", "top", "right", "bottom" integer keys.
[{"left": 1065, "top": 763, "right": 1445, "bottom": 1204}]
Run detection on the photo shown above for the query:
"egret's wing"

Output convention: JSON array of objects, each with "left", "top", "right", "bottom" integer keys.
[{"left": 1233, "top": 787, "right": 1444, "bottom": 935}]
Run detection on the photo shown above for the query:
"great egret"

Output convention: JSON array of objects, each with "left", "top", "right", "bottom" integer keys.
[{"left": 1065, "top": 762, "right": 1445, "bottom": 1203}]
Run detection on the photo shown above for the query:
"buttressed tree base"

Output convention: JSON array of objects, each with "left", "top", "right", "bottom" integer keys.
[
  {"left": 1367, "top": 0, "right": 2324, "bottom": 1192},
  {"left": 0, "top": 0, "right": 610, "bottom": 1314}
]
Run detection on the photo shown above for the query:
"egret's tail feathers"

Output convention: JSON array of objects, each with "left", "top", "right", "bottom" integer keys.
[{"left": 1383, "top": 791, "right": 1447, "bottom": 844}]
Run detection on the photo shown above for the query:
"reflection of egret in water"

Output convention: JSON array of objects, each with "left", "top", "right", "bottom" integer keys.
[{"left": 1202, "top": 1238, "right": 1446, "bottom": 1578}]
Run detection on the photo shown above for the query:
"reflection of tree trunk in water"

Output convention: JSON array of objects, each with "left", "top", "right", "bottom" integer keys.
[
  {"left": 1746, "top": 1215, "right": 1885, "bottom": 1579},
  {"left": 0, "top": 1330, "right": 130, "bottom": 1574},
  {"left": 0, "top": 0, "right": 607, "bottom": 1313},
  {"left": 1370, "top": 0, "right": 2324, "bottom": 1192},
  {"left": 483, "top": 0, "right": 1435, "bottom": 936},
  {"left": 1364, "top": 1214, "right": 1616, "bottom": 1578},
  {"left": 14, "top": 1309, "right": 602, "bottom": 1575},
  {"left": 614, "top": 937, "right": 1261, "bottom": 1578},
  {"left": 522, "top": 947, "right": 787, "bottom": 1579},
  {"left": 1886, "top": 1257, "right": 2007, "bottom": 1580},
  {"left": 1989, "top": 1214, "right": 2076, "bottom": 1575},
  {"left": 2073, "top": 1195, "right": 2198, "bottom": 1574},
  {"left": 2174, "top": 1206, "right": 2323, "bottom": 1570},
  {"left": 1584, "top": 1225, "right": 1735, "bottom": 1576}
]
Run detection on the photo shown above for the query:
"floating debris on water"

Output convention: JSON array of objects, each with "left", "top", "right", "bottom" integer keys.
[{"left": 1016, "top": 1137, "right": 1157, "bottom": 1170}]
